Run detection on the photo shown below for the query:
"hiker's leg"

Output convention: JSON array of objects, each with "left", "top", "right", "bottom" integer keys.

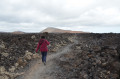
[
  {"left": 43, "top": 52, "right": 47, "bottom": 62},
  {"left": 41, "top": 52, "right": 44, "bottom": 62}
]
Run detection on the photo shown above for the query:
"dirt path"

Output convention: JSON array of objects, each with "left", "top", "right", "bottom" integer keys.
[{"left": 20, "top": 37, "right": 78, "bottom": 79}]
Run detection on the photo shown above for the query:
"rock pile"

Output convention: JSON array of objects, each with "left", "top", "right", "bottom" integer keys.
[
  {"left": 0, "top": 33, "right": 73, "bottom": 79},
  {"left": 55, "top": 33, "right": 120, "bottom": 79}
]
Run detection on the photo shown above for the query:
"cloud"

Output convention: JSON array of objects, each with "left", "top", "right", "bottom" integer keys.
[{"left": 0, "top": 0, "right": 120, "bottom": 33}]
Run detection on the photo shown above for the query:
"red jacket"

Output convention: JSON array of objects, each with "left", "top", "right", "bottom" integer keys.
[{"left": 36, "top": 39, "right": 50, "bottom": 52}]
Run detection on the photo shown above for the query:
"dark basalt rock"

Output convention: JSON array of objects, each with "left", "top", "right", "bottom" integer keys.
[
  {"left": 0, "top": 33, "right": 120, "bottom": 79},
  {"left": 0, "top": 33, "right": 73, "bottom": 78},
  {"left": 54, "top": 33, "right": 120, "bottom": 79}
]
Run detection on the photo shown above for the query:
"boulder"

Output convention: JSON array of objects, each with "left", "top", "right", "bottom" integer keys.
[
  {"left": 51, "top": 48, "right": 57, "bottom": 52},
  {"left": 24, "top": 51, "right": 33, "bottom": 60},
  {"left": 17, "top": 58, "right": 27, "bottom": 67},
  {"left": 25, "top": 50, "right": 33, "bottom": 56},
  {"left": 1, "top": 52, "right": 9, "bottom": 57},
  {"left": 76, "top": 46, "right": 81, "bottom": 50},
  {"left": 9, "top": 66, "right": 16, "bottom": 72},
  {"left": 0, "top": 44, "right": 5, "bottom": 49},
  {"left": 15, "top": 63, "right": 19, "bottom": 67},
  {"left": 68, "top": 37, "right": 74, "bottom": 43},
  {"left": 24, "top": 55, "right": 32, "bottom": 60},
  {"left": 31, "top": 35, "right": 36, "bottom": 39},
  {"left": 3, "top": 72, "right": 24, "bottom": 79},
  {"left": 0, "top": 75, "right": 9, "bottom": 79},
  {"left": 0, "top": 66, "right": 6, "bottom": 73},
  {"left": 0, "top": 66, "right": 9, "bottom": 79}
]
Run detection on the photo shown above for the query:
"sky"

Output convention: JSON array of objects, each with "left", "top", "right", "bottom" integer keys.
[{"left": 0, "top": 0, "right": 120, "bottom": 33}]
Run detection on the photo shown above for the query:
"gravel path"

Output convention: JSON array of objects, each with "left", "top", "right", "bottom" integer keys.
[{"left": 20, "top": 37, "right": 78, "bottom": 79}]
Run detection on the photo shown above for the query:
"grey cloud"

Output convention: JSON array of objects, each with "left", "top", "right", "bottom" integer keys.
[{"left": 0, "top": 0, "right": 120, "bottom": 33}]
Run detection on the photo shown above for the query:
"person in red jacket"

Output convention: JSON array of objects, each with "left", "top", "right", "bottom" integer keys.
[{"left": 36, "top": 36, "right": 50, "bottom": 65}]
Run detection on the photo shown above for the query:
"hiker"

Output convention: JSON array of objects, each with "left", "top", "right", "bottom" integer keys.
[{"left": 36, "top": 36, "right": 50, "bottom": 65}]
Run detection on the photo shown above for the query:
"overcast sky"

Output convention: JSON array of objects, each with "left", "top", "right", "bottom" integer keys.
[{"left": 0, "top": 0, "right": 120, "bottom": 33}]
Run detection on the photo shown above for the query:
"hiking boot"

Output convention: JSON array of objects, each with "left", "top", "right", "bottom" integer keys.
[{"left": 43, "top": 62, "right": 46, "bottom": 65}]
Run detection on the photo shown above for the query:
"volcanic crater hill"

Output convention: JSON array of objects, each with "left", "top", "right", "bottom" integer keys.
[
  {"left": 12, "top": 31, "right": 25, "bottom": 34},
  {"left": 0, "top": 33, "right": 74, "bottom": 79},
  {"left": 53, "top": 33, "right": 120, "bottom": 79},
  {"left": 41, "top": 27, "right": 88, "bottom": 33}
]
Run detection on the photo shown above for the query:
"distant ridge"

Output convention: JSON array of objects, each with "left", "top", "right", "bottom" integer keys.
[
  {"left": 41, "top": 27, "right": 88, "bottom": 33},
  {"left": 12, "top": 31, "right": 25, "bottom": 34}
]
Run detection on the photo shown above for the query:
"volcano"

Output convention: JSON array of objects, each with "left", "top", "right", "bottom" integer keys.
[{"left": 41, "top": 27, "right": 88, "bottom": 33}]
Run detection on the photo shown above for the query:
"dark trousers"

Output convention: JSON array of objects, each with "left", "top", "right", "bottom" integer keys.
[{"left": 41, "top": 52, "right": 47, "bottom": 62}]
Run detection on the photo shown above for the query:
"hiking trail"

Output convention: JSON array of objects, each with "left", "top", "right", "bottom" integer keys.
[{"left": 19, "top": 36, "right": 78, "bottom": 79}]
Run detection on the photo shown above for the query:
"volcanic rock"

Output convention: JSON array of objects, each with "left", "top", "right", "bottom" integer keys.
[
  {"left": 54, "top": 33, "right": 120, "bottom": 79},
  {"left": 0, "top": 75, "right": 9, "bottom": 79},
  {"left": 24, "top": 51, "right": 33, "bottom": 60},
  {"left": 0, "top": 44, "right": 5, "bottom": 49},
  {"left": 1, "top": 52, "right": 9, "bottom": 57},
  {"left": 9, "top": 66, "right": 16, "bottom": 72},
  {"left": 31, "top": 35, "right": 36, "bottom": 39}
]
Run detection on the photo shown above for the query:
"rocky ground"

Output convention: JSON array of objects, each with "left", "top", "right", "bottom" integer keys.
[
  {"left": 54, "top": 33, "right": 120, "bottom": 79},
  {"left": 0, "top": 33, "right": 73, "bottom": 79},
  {"left": 0, "top": 33, "right": 120, "bottom": 79}
]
